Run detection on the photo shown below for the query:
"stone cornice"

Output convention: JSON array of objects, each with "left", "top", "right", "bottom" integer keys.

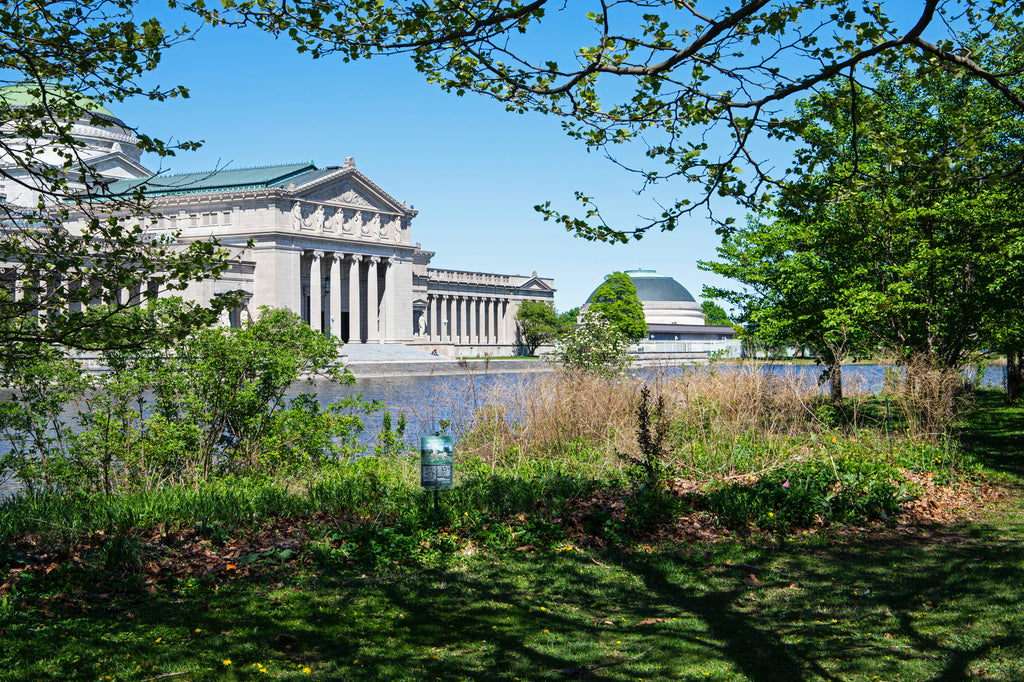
[
  {"left": 292, "top": 162, "right": 418, "bottom": 219},
  {"left": 141, "top": 184, "right": 413, "bottom": 219}
]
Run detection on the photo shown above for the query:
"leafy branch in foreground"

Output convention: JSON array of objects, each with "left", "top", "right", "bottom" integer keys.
[
  {"left": 0, "top": 1, "right": 235, "bottom": 366},
  {"left": 190, "top": 0, "right": 1024, "bottom": 236}
]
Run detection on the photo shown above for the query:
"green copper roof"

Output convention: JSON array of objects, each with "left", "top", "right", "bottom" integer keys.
[
  {"left": 0, "top": 83, "right": 117, "bottom": 118},
  {"left": 586, "top": 269, "right": 697, "bottom": 304},
  {"left": 102, "top": 163, "right": 323, "bottom": 197}
]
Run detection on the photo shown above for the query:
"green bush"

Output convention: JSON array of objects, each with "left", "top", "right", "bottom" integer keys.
[
  {"left": 707, "top": 458, "right": 910, "bottom": 531},
  {"left": 0, "top": 304, "right": 372, "bottom": 494}
]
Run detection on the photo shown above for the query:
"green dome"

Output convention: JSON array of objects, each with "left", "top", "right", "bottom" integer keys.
[
  {"left": 0, "top": 83, "right": 117, "bottom": 118},
  {"left": 586, "top": 269, "right": 697, "bottom": 304}
]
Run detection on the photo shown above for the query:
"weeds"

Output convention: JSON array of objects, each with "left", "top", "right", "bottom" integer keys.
[{"left": 618, "top": 384, "right": 670, "bottom": 489}]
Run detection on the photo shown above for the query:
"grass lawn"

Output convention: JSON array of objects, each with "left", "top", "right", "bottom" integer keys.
[{"left": 2, "top": 395, "right": 1023, "bottom": 681}]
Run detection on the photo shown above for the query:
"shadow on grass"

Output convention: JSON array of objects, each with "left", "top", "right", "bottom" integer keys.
[
  {"left": 4, "top": 512, "right": 1024, "bottom": 681},
  {"left": 962, "top": 390, "right": 1024, "bottom": 481}
]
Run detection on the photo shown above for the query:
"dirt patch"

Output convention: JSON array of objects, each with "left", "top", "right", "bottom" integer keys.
[{"left": 898, "top": 469, "right": 1005, "bottom": 526}]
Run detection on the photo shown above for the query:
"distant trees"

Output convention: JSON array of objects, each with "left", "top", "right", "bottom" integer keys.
[
  {"left": 557, "top": 307, "right": 580, "bottom": 330},
  {"left": 700, "top": 301, "right": 731, "bottom": 327},
  {"left": 586, "top": 272, "right": 647, "bottom": 343},
  {"left": 515, "top": 300, "right": 559, "bottom": 355}
]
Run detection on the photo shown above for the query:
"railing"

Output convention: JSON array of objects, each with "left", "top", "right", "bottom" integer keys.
[{"left": 427, "top": 269, "right": 513, "bottom": 285}]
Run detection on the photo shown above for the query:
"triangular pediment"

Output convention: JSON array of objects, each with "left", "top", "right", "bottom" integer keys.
[
  {"left": 517, "top": 277, "right": 554, "bottom": 292},
  {"left": 292, "top": 166, "right": 416, "bottom": 218},
  {"left": 90, "top": 153, "right": 152, "bottom": 180}
]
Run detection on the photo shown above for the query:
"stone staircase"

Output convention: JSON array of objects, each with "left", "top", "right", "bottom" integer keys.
[{"left": 339, "top": 343, "right": 442, "bottom": 364}]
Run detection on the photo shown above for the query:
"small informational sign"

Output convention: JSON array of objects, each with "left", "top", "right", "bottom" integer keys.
[{"left": 420, "top": 434, "right": 453, "bottom": 490}]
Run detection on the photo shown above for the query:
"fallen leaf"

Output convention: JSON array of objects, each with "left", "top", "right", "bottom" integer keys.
[{"left": 742, "top": 574, "right": 762, "bottom": 586}]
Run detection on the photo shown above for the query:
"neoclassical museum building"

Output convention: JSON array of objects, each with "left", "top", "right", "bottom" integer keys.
[{"left": 1, "top": 87, "right": 555, "bottom": 357}]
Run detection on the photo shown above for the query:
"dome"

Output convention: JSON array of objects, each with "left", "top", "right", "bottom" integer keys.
[
  {"left": 622, "top": 269, "right": 696, "bottom": 303},
  {"left": 0, "top": 83, "right": 119, "bottom": 121},
  {"left": 585, "top": 269, "right": 697, "bottom": 304},
  {"left": 585, "top": 269, "right": 705, "bottom": 327}
]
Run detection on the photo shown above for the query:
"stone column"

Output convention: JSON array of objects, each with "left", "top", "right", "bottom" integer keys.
[
  {"left": 465, "top": 296, "right": 473, "bottom": 345},
  {"left": 439, "top": 295, "right": 448, "bottom": 341},
  {"left": 484, "top": 298, "right": 493, "bottom": 344},
  {"left": 456, "top": 296, "right": 465, "bottom": 344},
  {"left": 378, "top": 256, "right": 389, "bottom": 339},
  {"left": 476, "top": 297, "right": 484, "bottom": 344},
  {"left": 499, "top": 299, "right": 509, "bottom": 345},
  {"left": 491, "top": 299, "right": 500, "bottom": 345},
  {"left": 348, "top": 254, "right": 362, "bottom": 343},
  {"left": 308, "top": 250, "right": 323, "bottom": 333},
  {"left": 424, "top": 295, "right": 432, "bottom": 341},
  {"left": 367, "top": 256, "right": 380, "bottom": 343},
  {"left": 329, "top": 253, "right": 342, "bottom": 338}
]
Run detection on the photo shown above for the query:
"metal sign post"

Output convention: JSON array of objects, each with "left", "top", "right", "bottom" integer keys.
[{"left": 420, "top": 432, "right": 453, "bottom": 527}]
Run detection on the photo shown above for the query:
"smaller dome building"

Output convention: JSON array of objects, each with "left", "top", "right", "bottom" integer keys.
[
  {"left": 585, "top": 269, "right": 738, "bottom": 359},
  {"left": 0, "top": 84, "right": 151, "bottom": 209},
  {"left": 617, "top": 269, "right": 706, "bottom": 326}
]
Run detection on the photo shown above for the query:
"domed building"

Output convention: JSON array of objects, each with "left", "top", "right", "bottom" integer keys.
[
  {"left": 0, "top": 84, "right": 554, "bottom": 358},
  {"left": 0, "top": 84, "right": 151, "bottom": 209},
  {"left": 585, "top": 269, "right": 738, "bottom": 359}
]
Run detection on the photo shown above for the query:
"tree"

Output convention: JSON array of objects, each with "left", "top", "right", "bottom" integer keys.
[
  {"left": 701, "top": 215, "right": 869, "bottom": 401},
  {"left": 700, "top": 301, "right": 731, "bottom": 327},
  {"left": 192, "top": 0, "right": 1024, "bottom": 237},
  {"left": 586, "top": 272, "right": 646, "bottom": 343},
  {"left": 1, "top": 305, "right": 362, "bottom": 493},
  {"left": 550, "top": 309, "right": 631, "bottom": 377},
  {"left": 556, "top": 306, "right": 579, "bottom": 334},
  {"left": 702, "top": 48, "right": 1024, "bottom": 398},
  {"left": 0, "top": 1, "right": 235, "bottom": 369},
  {"left": 515, "top": 299, "right": 558, "bottom": 355}
]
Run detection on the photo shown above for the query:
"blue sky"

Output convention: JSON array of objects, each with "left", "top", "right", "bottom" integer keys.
[{"left": 114, "top": 10, "right": 747, "bottom": 310}]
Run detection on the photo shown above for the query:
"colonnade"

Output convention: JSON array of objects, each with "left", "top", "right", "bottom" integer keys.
[
  {"left": 303, "top": 249, "right": 391, "bottom": 344},
  {"left": 421, "top": 293, "right": 513, "bottom": 345}
]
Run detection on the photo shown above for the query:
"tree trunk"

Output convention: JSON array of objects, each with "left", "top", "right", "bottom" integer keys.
[
  {"left": 1008, "top": 348, "right": 1023, "bottom": 403},
  {"left": 830, "top": 363, "right": 843, "bottom": 404}
]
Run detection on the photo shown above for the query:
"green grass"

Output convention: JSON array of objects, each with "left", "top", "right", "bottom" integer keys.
[
  {"left": 4, "top": 518, "right": 1024, "bottom": 681},
  {"left": 1, "top": 391, "right": 1023, "bottom": 681}
]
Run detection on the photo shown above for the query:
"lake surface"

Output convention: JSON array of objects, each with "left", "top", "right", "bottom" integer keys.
[
  {"left": 0, "top": 362, "right": 1007, "bottom": 498},
  {"left": 296, "top": 361, "right": 1007, "bottom": 442}
]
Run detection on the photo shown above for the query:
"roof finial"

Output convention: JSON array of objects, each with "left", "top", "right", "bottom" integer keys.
[{"left": 343, "top": 156, "right": 356, "bottom": 169}]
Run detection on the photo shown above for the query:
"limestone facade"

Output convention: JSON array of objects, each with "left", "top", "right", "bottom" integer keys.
[{"left": 1, "top": 88, "right": 555, "bottom": 356}]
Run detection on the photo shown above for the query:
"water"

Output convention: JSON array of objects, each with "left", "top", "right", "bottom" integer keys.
[
  {"left": 297, "top": 362, "right": 1008, "bottom": 441},
  {"left": 0, "top": 362, "right": 1008, "bottom": 498}
]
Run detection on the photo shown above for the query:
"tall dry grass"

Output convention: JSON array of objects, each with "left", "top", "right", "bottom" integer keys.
[
  {"left": 450, "top": 364, "right": 851, "bottom": 475},
  {"left": 431, "top": 361, "right": 969, "bottom": 480},
  {"left": 883, "top": 356, "right": 970, "bottom": 441}
]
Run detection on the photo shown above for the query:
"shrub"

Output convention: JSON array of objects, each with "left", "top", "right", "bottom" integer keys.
[
  {"left": 0, "top": 305, "right": 371, "bottom": 493},
  {"left": 550, "top": 309, "right": 632, "bottom": 376}
]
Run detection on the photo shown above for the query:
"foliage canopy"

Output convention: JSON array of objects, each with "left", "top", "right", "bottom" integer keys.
[
  {"left": 189, "top": 0, "right": 1024, "bottom": 237},
  {"left": 702, "top": 49, "right": 1024, "bottom": 397},
  {"left": 0, "top": 0, "right": 237, "bottom": 369},
  {"left": 587, "top": 272, "right": 647, "bottom": 343},
  {"left": 515, "top": 300, "right": 559, "bottom": 355}
]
